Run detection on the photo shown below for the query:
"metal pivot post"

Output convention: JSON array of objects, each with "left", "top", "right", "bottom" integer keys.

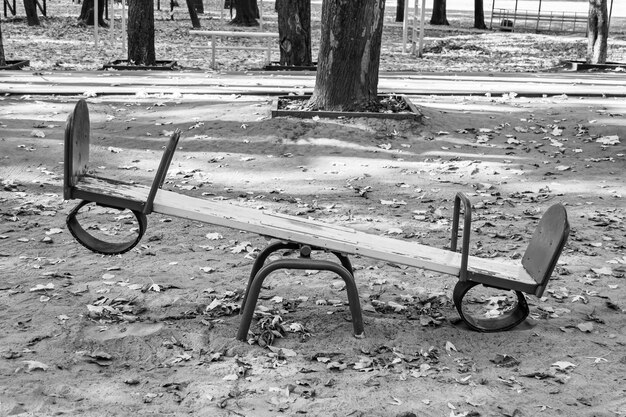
[
  {"left": 241, "top": 242, "right": 354, "bottom": 311},
  {"left": 237, "top": 241, "right": 363, "bottom": 341}
]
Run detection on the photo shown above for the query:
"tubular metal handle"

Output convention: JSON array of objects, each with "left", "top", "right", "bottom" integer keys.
[{"left": 451, "top": 192, "right": 472, "bottom": 281}]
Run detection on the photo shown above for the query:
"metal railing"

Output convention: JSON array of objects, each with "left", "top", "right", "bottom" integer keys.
[{"left": 490, "top": 8, "right": 587, "bottom": 33}]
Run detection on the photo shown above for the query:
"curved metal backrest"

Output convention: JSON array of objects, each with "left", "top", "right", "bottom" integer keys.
[
  {"left": 522, "top": 203, "right": 570, "bottom": 297},
  {"left": 63, "top": 99, "right": 90, "bottom": 201}
]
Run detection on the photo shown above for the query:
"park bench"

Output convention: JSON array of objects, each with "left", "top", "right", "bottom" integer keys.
[
  {"left": 63, "top": 99, "right": 570, "bottom": 339},
  {"left": 189, "top": 30, "right": 278, "bottom": 69}
]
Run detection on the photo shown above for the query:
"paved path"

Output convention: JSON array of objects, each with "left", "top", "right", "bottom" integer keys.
[{"left": 1, "top": 70, "right": 625, "bottom": 96}]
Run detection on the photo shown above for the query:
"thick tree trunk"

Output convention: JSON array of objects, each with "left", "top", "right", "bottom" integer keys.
[
  {"left": 0, "top": 22, "right": 6, "bottom": 67},
  {"left": 186, "top": 0, "right": 201, "bottom": 28},
  {"left": 128, "top": 0, "right": 156, "bottom": 66},
  {"left": 230, "top": 0, "right": 259, "bottom": 26},
  {"left": 276, "top": 0, "right": 311, "bottom": 66},
  {"left": 309, "top": 0, "right": 386, "bottom": 112},
  {"left": 430, "top": 0, "right": 449, "bottom": 25},
  {"left": 78, "top": 0, "right": 107, "bottom": 26},
  {"left": 587, "top": 0, "right": 609, "bottom": 64},
  {"left": 474, "top": 0, "right": 487, "bottom": 29},
  {"left": 396, "top": 0, "right": 404, "bottom": 22},
  {"left": 24, "top": 0, "right": 40, "bottom": 26}
]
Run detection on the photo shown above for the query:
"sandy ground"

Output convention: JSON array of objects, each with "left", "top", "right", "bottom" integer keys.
[{"left": 0, "top": 89, "right": 625, "bottom": 416}]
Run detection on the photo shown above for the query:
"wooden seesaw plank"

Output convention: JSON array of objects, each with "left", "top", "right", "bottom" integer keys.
[{"left": 73, "top": 175, "right": 537, "bottom": 290}]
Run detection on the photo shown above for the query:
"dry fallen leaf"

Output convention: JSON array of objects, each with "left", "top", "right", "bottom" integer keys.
[
  {"left": 551, "top": 361, "right": 576, "bottom": 371},
  {"left": 445, "top": 341, "right": 458, "bottom": 353},
  {"left": 29, "top": 283, "right": 54, "bottom": 292},
  {"left": 268, "top": 346, "right": 297, "bottom": 357},
  {"left": 596, "top": 135, "right": 620, "bottom": 145},
  {"left": 22, "top": 360, "right": 49, "bottom": 372}
]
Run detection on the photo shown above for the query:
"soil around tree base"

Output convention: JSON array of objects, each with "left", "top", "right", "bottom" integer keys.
[
  {"left": 261, "top": 61, "right": 318, "bottom": 72},
  {"left": 0, "top": 60, "right": 30, "bottom": 70},
  {"left": 567, "top": 60, "right": 626, "bottom": 71},
  {"left": 101, "top": 60, "right": 179, "bottom": 71},
  {"left": 274, "top": 95, "right": 422, "bottom": 121}
]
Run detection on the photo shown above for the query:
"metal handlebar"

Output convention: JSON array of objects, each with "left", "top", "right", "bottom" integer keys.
[{"left": 451, "top": 192, "right": 472, "bottom": 281}]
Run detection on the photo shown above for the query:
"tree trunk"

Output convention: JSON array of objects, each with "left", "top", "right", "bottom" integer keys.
[
  {"left": 128, "top": 0, "right": 156, "bottom": 66},
  {"left": 194, "top": 0, "right": 204, "bottom": 13},
  {"left": 0, "top": 21, "right": 6, "bottom": 67},
  {"left": 186, "top": 0, "right": 201, "bottom": 28},
  {"left": 276, "top": 0, "right": 311, "bottom": 66},
  {"left": 430, "top": 0, "right": 449, "bottom": 25},
  {"left": 169, "top": 0, "right": 177, "bottom": 21},
  {"left": 230, "top": 0, "right": 259, "bottom": 26},
  {"left": 396, "top": 0, "right": 404, "bottom": 22},
  {"left": 587, "top": 0, "right": 609, "bottom": 64},
  {"left": 308, "top": 0, "right": 386, "bottom": 112},
  {"left": 474, "top": 0, "right": 486, "bottom": 29},
  {"left": 24, "top": 0, "right": 40, "bottom": 26},
  {"left": 78, "top": 0, "right": 107, "bottom": 26}
]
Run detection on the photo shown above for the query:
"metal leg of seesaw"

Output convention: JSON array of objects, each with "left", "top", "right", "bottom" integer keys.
[
  {"left": 236, "top": 257, "right": 364, "bottom": 341},
  {"left": 240, "top": 242, "right": 354, "bottom": 311}
]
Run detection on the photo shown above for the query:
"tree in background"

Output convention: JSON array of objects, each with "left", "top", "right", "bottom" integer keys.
[
  {"left": 186, "top": 0, "right": 201, "bottom": 28},
  {"left": 24, "top": 0, "right": 40, "bottom": 26},
  {"left": 588, "top": 0, "right": 608, "bottom": 63},
  {"left": 78, "top": 0, "right": 107, "bottom": 27},
  {"left": 276, "top": 0, "right": 311, "bottom": 66},
  {"left": 308, "top": 0, "right": 386, "bottom": 111},
  {"left": 193, "top": 0, "right": 204, "bottom": 14},
  {"left": 474, "top": 0, "right": 486, "bottom": 29},
  {"left": 0, "top": 21, "right": 5, "bottom": 66},
  {"left": 396, "top": 0, "right": 404, "bottom": 22},
  {"left": 230, "top": 0, "right": 259, "bottom": 26},
  {"left": 430, "top": 0, "right": 449, "bottom": 25},
  {"left": 128, "top": 0, "right": 156, "bottom": 65}
]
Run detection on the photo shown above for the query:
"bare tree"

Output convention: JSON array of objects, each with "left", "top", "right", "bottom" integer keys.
[
  {"left": 308, "top": 0, "right": 386, "bottom": 111},
  {"left": 430, "top": 0, "right": 449, "bottom": 25},
  {"left": 24, "top": 0, "right": 40, "bottom": 26},
  {"left": 128, "top": 0, "right": 156, "bottom": 66},
  {"left": 588, "top": 0, "right": 609, "bottom": 63},
  {"left": 276, "top": 0, "right": 311, "bottom": 66},
  {"left": 396, "top": 0, "right": 404, "bottom": 22},
  {"left": 78, "top": 0, "right": 107, "bottom": 27},
  {"left": 230, "top": 0, "right": 259, "bottom": 26},
  {"left": 186, "top": 0, "right": 201, "bottom": 28},
  {"left": 474, "top": 0, "right": 487, "bottom": 29}
]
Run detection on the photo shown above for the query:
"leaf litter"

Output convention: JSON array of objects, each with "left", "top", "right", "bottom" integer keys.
[{"left": 1, "top": 10, "right": 626, "bottom": 415}]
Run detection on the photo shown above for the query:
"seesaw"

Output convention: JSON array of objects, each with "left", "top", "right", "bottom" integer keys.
[{"left": 63, "top": 99, "right": 570, "bottom": 339}]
